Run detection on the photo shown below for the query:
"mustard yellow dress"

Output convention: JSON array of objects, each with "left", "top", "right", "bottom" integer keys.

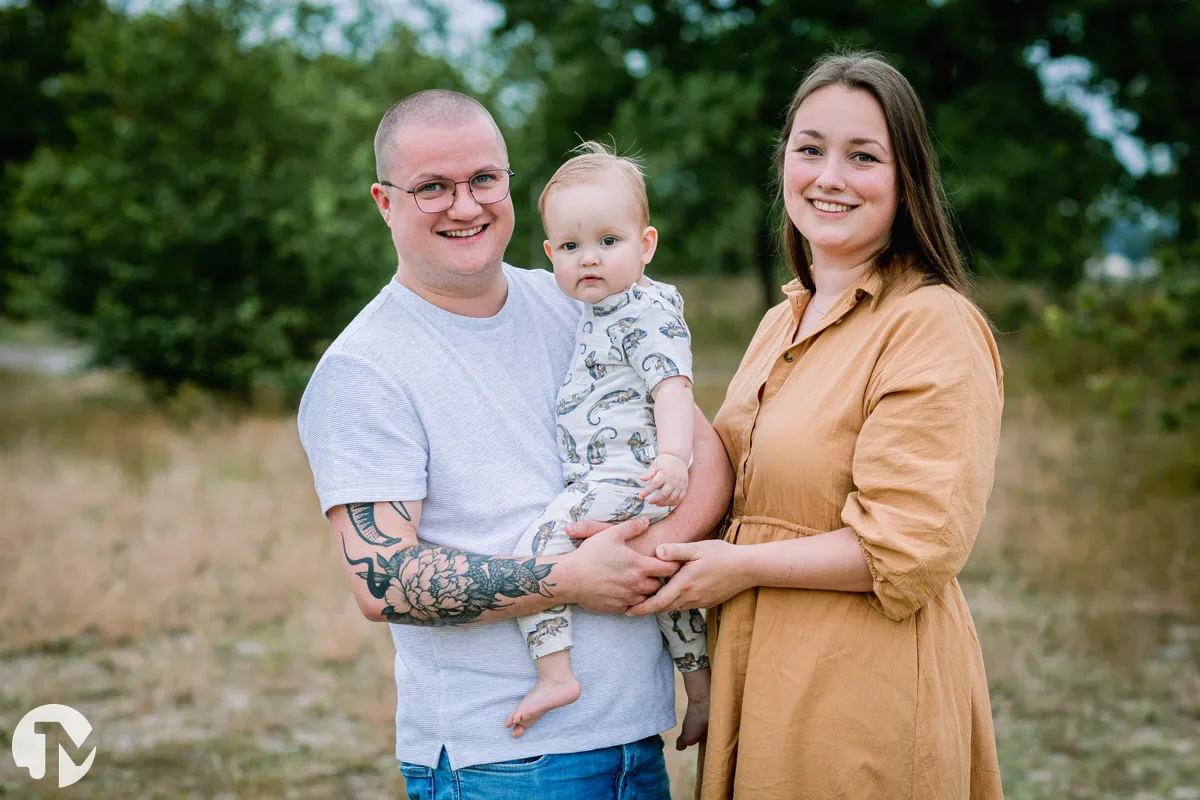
[{"left": 699, "top": 267, "right": 1005, "bottom": 799}]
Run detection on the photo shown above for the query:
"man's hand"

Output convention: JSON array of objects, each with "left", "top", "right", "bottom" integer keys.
[
  {"left": 566, "top": 517, "right": 681, "bottom": 613},
  {"left": 640, "top": 453, "right": 689, "bottom": 507}
]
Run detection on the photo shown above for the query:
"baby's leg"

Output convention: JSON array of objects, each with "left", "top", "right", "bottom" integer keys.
[
  {"left": 508, "top": 486, "right": 591, "bottom": 736},
  {"left": 656, "top": 608, "right": 709, "bottom": 673},
  {"left": 656, "top": 609, "right": 712, "bottom": 749},
  {"left": 505, "top": 649, "right": 581, "bottom": 738}
]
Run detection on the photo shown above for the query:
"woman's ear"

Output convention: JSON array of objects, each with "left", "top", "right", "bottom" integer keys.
[{"left": 641, "top": 226, "right": 659, "bottom": 265}]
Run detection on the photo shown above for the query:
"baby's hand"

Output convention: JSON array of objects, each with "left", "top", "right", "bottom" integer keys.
[{"left": 641, "top": 454, "right": 689, "bottom": 507}]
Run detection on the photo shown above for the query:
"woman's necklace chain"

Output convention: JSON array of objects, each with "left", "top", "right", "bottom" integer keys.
[{"left": 810, "top": 297, "right": 834, "bottom": 316}]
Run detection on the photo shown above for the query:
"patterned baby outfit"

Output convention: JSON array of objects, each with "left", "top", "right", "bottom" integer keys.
[{"left": 513, "top": 278, "right": 710, "bottom": 673}]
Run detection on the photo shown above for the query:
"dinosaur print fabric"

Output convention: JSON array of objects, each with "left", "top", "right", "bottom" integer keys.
[{"left": 512, "top": 279, "right": 709, "bottom": 671}]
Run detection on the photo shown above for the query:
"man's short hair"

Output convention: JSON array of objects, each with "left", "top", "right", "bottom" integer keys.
[
  {"left": 538, "top": 141, "right": 650, "bottom": 228},
  {"left": 374, "top": 90, "right": 503, "bottom": 183}
]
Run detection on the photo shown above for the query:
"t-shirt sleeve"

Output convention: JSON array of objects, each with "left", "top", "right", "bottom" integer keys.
[
  {"left": 297, "top": 351, "right": 429, "bottom": 516},
  {"left": 619, "top": 293, "right": 694, "bottom": 394}
]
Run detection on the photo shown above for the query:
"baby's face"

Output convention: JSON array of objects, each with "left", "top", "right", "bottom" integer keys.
[{"left": 542, "top": 171, "right": 656, "bottom": 304}]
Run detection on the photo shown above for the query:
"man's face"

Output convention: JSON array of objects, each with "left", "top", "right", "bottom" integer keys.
[{"left": 372, "top": 115, "right": 514, "bottom": 288}]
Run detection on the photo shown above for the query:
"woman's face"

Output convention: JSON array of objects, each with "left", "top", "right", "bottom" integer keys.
[{"left": 782, "top": 85, "right": 898, "bottom": 271}]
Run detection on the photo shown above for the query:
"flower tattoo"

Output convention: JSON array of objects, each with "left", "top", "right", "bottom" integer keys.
[
  {"left": 382, "top": 548, "right": 473, "bottom": 624},
  {"left": 340, "top": 505, "right": 556, "bottom": 626}
]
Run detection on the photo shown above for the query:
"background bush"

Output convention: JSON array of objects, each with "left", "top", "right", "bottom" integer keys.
[{"left": 6, "top": 1, "right": 463, "bottom": 398}]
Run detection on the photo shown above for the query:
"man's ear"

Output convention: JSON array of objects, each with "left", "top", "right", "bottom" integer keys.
[
  {"left": 371, "top": 184, "right": 392, "bottom": 224},
  {"left": 543, "top": 240, "right": 554, "bottom": 262},
  {"left": 641, "top": 226, "right": 659, "bottom": 265}
]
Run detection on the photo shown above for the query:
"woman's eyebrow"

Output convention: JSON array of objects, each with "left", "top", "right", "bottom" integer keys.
[
  {"left": 848, "top": 137, "right": 887, "bottom": 150},
  {"left": 793, "top": 130, "right": 887, "bottom": 151}
]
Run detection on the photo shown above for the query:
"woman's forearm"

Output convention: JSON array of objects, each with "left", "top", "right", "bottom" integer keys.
[{"left": 741, "top": 527, "right": 874, "bottom": 593}]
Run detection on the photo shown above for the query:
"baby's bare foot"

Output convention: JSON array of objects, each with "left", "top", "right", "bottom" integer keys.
[
  {"left": 505, "top": 676, "right": 582, "bottom": 738},
  {"left": 676, "top": 698, "right": 710, "bottom": 751}
]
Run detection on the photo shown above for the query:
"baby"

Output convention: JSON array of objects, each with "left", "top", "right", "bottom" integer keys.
[{"left": 505, "top": 142, "right": 711, "bottom": 749}]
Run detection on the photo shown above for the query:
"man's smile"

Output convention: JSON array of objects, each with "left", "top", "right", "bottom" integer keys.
[{"left": 438, "top": 224, "right": 488, "bottom": 239}]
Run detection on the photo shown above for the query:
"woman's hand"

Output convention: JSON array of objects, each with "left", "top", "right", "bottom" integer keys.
[{"left": 627, "top": 540, "right": 754, "bottom": 615}]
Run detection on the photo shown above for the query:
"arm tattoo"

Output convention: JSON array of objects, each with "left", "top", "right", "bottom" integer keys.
[
  {"left": 340, "top": 534, "right": 556, "bottom": 626},
  {"left": 348, "top": 501, "right": 410, "bottom": 547}
]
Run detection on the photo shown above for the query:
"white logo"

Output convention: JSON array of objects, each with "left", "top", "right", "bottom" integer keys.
[{"left": 11, "top": 704, "right": 97, "bottom": 788}]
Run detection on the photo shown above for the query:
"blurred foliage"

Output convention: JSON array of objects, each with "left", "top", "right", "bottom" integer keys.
[
  {"left": 6, "top": 0, "right": 462, "bottom": 398},
  {"left": 0, "top": 0, "right": 107, "bottom": 314},
  {"left": 494, "top": 0, "right": 1126, "bottom": 307},
  {"left": 1038, "top": 0, "right": 1200, "bottom": 242},
  {"left": 1041, "top": 227, "right": 1200, "bottom": 433},
  {"left": 0, "top": 0, "right": 1196, "bottom": 411}
]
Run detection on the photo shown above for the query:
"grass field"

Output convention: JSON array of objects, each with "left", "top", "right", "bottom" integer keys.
[{"left": 1, "top": 277, "right": 1198, "bottom": 798}]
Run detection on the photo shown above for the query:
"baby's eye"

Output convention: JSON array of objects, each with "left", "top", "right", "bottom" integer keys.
[
  {"left": 562, "top": 242, "right": 577, "bottom": 251},
  {"left": 601, "top": 236, "right": 617, "bottom": 246}
]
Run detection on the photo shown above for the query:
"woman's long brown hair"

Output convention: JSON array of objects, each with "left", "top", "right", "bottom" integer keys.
[{"left": 774, "top": 51, "right": 972, "bottom": 297}]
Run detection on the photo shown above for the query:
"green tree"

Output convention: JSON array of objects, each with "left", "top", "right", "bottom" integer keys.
[
  {"left": 494, "top": 0, "right": 1124, "bottom": 307},
  {"left": 1040, "top": 0, "right": 1200, "bottom": 243},
  {"left": 0, "top": 0, "right": 107, "bottom": 314},
  {"left": 8, "top": 0, "right": 464, "bottom": 397}
]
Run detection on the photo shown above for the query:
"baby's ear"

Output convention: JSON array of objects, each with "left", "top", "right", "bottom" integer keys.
[
  {"left": 543, "top": 240, "right": 553, "bottom": 261},
  {"left": 641, "top": 226, "right": 659, "bottom": 264}
]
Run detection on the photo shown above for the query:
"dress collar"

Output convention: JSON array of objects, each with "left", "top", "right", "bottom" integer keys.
[{"left": 781, "top": 267, "right": 887, "bottom": 321}]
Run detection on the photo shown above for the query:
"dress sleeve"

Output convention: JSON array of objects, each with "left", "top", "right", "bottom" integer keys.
[{"left": 840, "top": 291, "right": 1003, "bottom": 621}]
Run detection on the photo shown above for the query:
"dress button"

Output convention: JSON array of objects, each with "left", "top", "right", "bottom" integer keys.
[{"left": 783, "top": 352, "right": 794, "bottom": 363}]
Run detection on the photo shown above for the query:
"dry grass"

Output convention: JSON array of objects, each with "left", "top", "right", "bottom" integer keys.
[{"left": 1, "top": 280, "right": 1198, "bottom": 798}]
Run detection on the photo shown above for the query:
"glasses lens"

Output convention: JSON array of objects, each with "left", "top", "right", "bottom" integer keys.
[
  {"left": 413, "top": 181, "right": 453, "bottom": 213},
  {"left": 469, "top": 171, "right": 511, "bottom": 205}
]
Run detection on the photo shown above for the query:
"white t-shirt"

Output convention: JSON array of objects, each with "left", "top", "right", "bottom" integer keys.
[{"left": 297, "top": 264, "right": 675, "bottom": 770}]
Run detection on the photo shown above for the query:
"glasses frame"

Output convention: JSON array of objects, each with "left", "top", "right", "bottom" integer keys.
[{"left": 380, "top": 169, "right": 516, "bottom": 214}]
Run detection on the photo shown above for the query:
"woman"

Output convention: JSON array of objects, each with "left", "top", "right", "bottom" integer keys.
[{"left": 631, "top": 52, "right": 1005, "bottom": 798}]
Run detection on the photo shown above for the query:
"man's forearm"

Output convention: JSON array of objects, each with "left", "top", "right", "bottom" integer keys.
[
  {"left": 628, "top": 405, "right": 733, "bottom": 557},
  {"left": 344, "top": 535, "right": 579, "bottom": 626},
  {"left": 335, "top": 501, "right": 581, "bottom": 626}
]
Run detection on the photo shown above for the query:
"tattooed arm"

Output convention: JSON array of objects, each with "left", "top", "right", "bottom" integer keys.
[{"left": 331, "top": 500, "right": 676, "bottom": 625}]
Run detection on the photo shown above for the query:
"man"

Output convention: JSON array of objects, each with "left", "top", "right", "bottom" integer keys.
[{"left": 298, "top": 90, "right": 732, "bottom": 798}]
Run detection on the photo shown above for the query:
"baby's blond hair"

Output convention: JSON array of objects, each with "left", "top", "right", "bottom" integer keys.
[{"left": 538, "top": 141, "right": 650, "bottom": 228}]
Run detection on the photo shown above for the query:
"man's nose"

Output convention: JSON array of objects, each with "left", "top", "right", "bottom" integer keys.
[{"left": 445, "top": 184, "right": 482, "bottom": 219}]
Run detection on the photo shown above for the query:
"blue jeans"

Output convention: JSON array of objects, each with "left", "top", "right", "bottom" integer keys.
[{"left": 399, "top": 734, "right": 671, "bottom": 800}]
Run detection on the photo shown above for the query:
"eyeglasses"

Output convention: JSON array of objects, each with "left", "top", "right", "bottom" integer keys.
[{"left": 380, "top": 169, "right": 515, "bottom": 214}]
